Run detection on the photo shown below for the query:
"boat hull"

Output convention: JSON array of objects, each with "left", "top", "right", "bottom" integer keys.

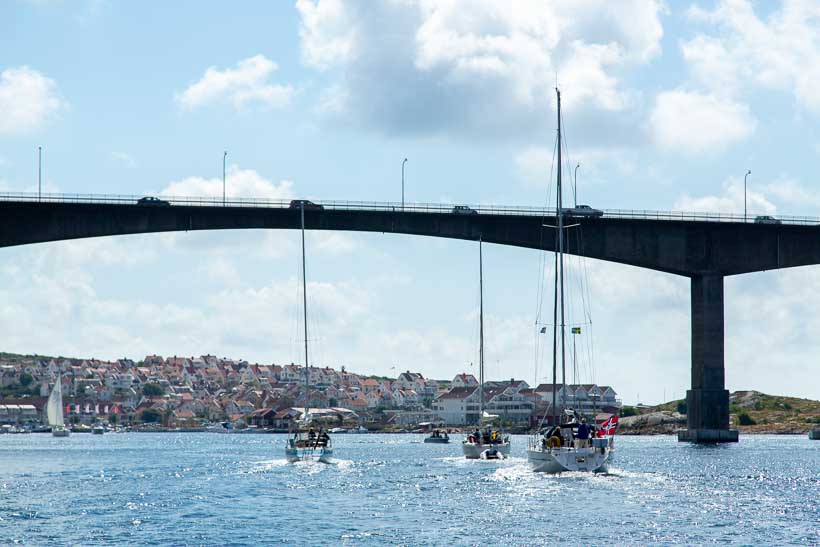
[
  {"left": 285, "top": 446, "right": 333, "bottom": 463},
  {"left": 526, "top": 446, "right": 609, "bottom": 473},
  {"left": 51, "top": 427, "right": 70, "bottom": 438},
  {"left": 462, "top": 441, "right": 511, "bottom": 459},
  {"left": 423, "top": 437, "right": 450, "bottom": 444},
  {"left": 809, "top": 429, "right": 820, "bottom": 440}
]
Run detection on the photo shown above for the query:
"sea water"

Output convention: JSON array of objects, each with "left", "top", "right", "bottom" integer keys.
[{"left": 0, "top": 434, "right": 817, "bottom": 545}]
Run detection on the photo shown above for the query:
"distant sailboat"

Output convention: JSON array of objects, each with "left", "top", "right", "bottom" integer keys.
[
  {"left": 284, "top": 202, "right": 333, "bottom": 463},
  {"left": 462, "top": 239, "right": 511, "bottom": 459},
  {"left": 47, "top": 374, "right": 70, "bottom": 437}
]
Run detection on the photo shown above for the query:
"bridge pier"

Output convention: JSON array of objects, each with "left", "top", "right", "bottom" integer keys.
[{"left": 678, "top": 274, "right": 739, "bottom": 443}]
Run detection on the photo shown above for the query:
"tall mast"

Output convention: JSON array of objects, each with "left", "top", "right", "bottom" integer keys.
[
  {"left": 557, "top": 88, "right": 567, "bottom": 418},
  {"left": 479, "top": 238, "right": 484, "bottom": 421},
  {"left": 300, "top": 204, "right": 310, "bottom": 419}
]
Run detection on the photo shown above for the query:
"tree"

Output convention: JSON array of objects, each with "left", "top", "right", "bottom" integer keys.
[
  {"left": 19, "top": 373, "right": 33, "bottom": 387},
  {"left": 140, "top": 408, "right": 161, "bottom": 423},
  {"left": 738, "top": 412, "right": 756, "bottom": 426},
  {"left": 676, "top": 401, "right": 687, "bottom": 415},
  {"left": 142, "top": 383, "right": 164, "bottom": 397},
  {"left": 109, "top": 414, "right": 119, "bottom": 426}
]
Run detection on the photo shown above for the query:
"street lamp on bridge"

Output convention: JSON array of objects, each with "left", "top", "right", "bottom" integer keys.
[
  {"left": 744, "top": 169, "right": 751, "bottom": 222},
  {"left": 402, "top": 158, "right": 408, "bottom": 210},
  {"left": 573, "top": 163, "right": 580, "bottom": 208}
]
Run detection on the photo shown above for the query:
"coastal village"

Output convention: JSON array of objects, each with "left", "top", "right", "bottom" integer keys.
[{"left": 0, "top": 352, "right": 622, "bottom": 431}]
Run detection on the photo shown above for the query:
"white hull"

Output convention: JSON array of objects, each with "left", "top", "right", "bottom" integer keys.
[
  {"left": 462, "top": 440, "right": 511, "bottom": 459},
  {"left": 51, "top": 427, "right": 70, "bottom": 437},
  {"left": 285, "top": 446, "right": 333, "bottom": 464},
  {"left": 527, "top": 445, "right": 609, "bottom": 473}
]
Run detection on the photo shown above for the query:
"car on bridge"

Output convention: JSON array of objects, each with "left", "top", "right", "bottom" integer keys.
[
  {"left": 289, "top": 199, "right": 324, "bottom": 210},
  {"left": 452, "top": 205, "right": 478, "bottom": 215},
  {"left": 562, "top": 204, "right": 603, "bottom": 217},
  {"left": 137, "top": 196, "right": 170, "bottom": 206},
  {"left": 754, "top": 215, "right": 781, "bottom": 224}
]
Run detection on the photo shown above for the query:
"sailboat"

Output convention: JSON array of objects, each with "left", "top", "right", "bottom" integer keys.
[
  {"left": 526, "top": 88, "right": 614, "bottom": 473},
  {"left": 47, "top": 374, "right": 70, "bottom": 437},
  {"left": 462, "top": 240, "right": 511, "bottom": 460},
  {"left": 284, "top": 203, "right": 333, "bottom": 463}
]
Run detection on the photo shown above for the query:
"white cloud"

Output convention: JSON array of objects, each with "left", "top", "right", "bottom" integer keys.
[
  {"left": 160, "top": 166, "right": 294, "bottom": 200},
  {"left": 296, "top": 0, "right": 664, "bottom": 137},
  {"left": 684, "top": 0, "right": 820, "bottom": 114},
  {"left": 648, "top": 90, "right": 756, "bottom": 154},
  {"left": 0, "top": 66, "right": 64, "bottom": 135},
  {"left": 110, "top": 151, "right": 136, "bottom": 168},
  {"left": 673, "top": 176, "right": 775, "bottom": 215},
  {"left": 175, "top": 55, "right": 294, "bottom": 111}
]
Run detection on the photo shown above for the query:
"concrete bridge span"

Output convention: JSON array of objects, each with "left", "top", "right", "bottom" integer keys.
[{"left": 4, "top": 194, "right": 820, "bottom": 442}]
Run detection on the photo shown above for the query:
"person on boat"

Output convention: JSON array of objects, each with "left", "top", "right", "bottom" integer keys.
[
  {"left": 473, "top": 428, "right": 481, "bottom": 444},
  {"left": 575, "top": 418, "right": 590, "bottom": 449},
  {"left": 308, "top": 427, "right": 316, "bottom": 440},
  {"left": 548, "top": 426, "right": 562, "bottom": 448},
  {"left": 317, "top": 430, "right": 329, "bottom": 447}
]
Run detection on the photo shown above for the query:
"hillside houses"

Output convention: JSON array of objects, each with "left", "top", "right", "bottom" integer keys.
[{"left": 0, "top": 353, "right": 620, "bottom": 429}]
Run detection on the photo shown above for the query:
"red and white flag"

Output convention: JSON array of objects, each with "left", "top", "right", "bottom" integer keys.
[{"left": 597, "top": 415, "right": 619, "bottom": 437}]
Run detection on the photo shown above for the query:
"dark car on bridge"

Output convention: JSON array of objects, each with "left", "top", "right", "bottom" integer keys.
[
  {"left": 754, "top": 215, "right": 781, "bottom": 224},
  {"left": 137, "top": 196, "right": 170, "bottom": 206},
  {"left": 452, "top": 205, "right": 478, "bottom": 215},
  {"left": 289, "top": 199, "right": 324, "bottom": 210},
  {"left": 562, "top": 204, "right": 603, "bottom": 217}
]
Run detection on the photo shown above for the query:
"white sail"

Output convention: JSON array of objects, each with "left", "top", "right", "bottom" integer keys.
[{"left": 46, "top": 375, "right": 64, "bottom": 427}]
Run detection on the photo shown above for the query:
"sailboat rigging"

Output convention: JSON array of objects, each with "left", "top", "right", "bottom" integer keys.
[
  {"left": 462, "top": 239, "right": 511, "bottom": 460},
  {"left": 284, "top": 203, "right": 333, "bottom": 463},
  {"left": 526, "top": 88, "right": 615, "bottom": 473}
]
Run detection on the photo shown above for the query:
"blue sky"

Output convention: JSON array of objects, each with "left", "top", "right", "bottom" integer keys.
[{"left": 2, "top": 0, "right": 820, "bottom": 403}]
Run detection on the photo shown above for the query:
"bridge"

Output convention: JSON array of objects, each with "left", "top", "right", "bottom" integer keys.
[{"left": 4, "top": 192, "right": 820, "bottom": 443}]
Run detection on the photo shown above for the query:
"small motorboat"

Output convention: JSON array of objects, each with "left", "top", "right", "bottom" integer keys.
[
  {"left": 92, "top": 425, "right": 105, "bottom": 435},
  {"left": 423, "top": 429, "right": 450, "bottom": 444},
  {"left": 810, "top": 428, "right": 820, "bottom": 440},
  {"left": 480, "top": 447, "right": 504, "bottom": 460}
]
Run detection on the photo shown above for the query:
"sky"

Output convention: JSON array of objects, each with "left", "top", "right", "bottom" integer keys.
[{"left": 1, "top": 0, "right": 820, "bottom": 404}]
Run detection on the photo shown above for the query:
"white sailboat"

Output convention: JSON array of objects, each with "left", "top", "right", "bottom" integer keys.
[
  {"left": 284, "top": 203, "right": 333, "bottom": 463},
  {"left": 526, "top": 88, "right": 614, "bottom": 473},
  {"left": 47, "top": 374, "right": 70, "bottom": 437},
  {"left": 462, "top": 240, "right": 511, "bottom": 460}
]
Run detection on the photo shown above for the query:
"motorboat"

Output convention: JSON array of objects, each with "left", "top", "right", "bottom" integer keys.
[
  {"left": 423, "top": 429, "right": 450, "bottom": 444},
  {"left": 92, "top": 425, "right": 105, "bottom": 435}
]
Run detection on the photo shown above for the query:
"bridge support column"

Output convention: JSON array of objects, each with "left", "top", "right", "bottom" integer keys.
[{"left": 678, "top": 274, "right": 739, "bottom": 443}]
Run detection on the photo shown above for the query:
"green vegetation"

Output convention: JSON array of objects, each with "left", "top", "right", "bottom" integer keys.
[
  {"left": 676, "top": 401, "right": 687, "bottom": 414},
  {"left": 142, "top": 383, "right": 164, "bottom": 397},
  {"left": 737, "top": 412, "right": 757, "bottom": 426},
  {"left": 140, "top": 408, "right": 161, "bottom": 423},
  {"left": 620, "top": 405, "right": 638, "bottom": 417},
  {"left": 19, "top": 373, "right": 33, "bottom": 387}
]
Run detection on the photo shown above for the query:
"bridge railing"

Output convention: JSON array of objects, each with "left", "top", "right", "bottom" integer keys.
[{"left": 1, "top": 192, "right": 819, "bottom": 225}]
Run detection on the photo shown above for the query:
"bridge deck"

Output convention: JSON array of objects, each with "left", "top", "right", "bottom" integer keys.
[{"left": 1, "top": 192, "right": 818, "bottom": 226}]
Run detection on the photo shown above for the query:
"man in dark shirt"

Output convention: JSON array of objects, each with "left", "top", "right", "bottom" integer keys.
[{"left": 575, "top": 418, "right": 590, "bottom": 448}]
